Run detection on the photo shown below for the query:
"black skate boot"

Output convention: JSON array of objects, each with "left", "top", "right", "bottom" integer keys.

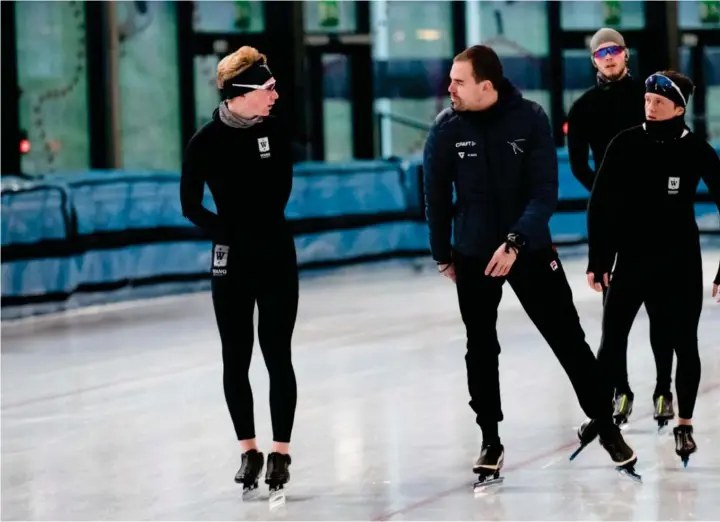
[
  {"left": 653, "top": 394, "right": 675, "bottom": 432},
  {"left": 598, "top": 423, "right": 641, "bottom": 481},
  {"left": 234, "top": 449, "right": 264, "bottom": 497},
  {"left": 612, "top": 392, "right": 634, "bottom": 426},
  {"left": 673, "top": 425, "right": 697, "bottom": 468},
  {"left": 472, "top": 442, "right": 504, "bottom": 493},
  {"left": 265, "top": 452, "right": 291, "bottom": 508},
  {"left": 569, "top": 418, "right": 599, "bottom": 461}
]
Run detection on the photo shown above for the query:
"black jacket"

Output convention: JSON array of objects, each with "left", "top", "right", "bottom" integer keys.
[
  {"left": 180, "top": 108, "right": 294, "bottom": 253},
  {"left": 423, "top": 79, "right": 558, "bottom": 263},
  {"left": 587, "top": 119, "right": 720, "bottom": 276},
  {"left": 567, "top": 74, "right": 646, "bottom": 192}
]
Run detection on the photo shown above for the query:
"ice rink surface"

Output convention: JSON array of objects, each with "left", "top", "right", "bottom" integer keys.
[{"left": 2, "top": 248, "right": 720, "bottom": 521}]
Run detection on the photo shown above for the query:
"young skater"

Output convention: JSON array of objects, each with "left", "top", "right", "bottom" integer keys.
[
  {"left": 567, "top": 28, "right": 667, "bottom": 425},
  {"left": 180, "top": 46, "right": 297, "bottom": 496},
  {"left": 587, "top": 70, "right": 720, "bottom": 465},
  {"left": 423, "top": 45, "right": 638, "bottom": 488}
]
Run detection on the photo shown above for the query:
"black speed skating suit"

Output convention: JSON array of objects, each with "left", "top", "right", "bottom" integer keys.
[
  {"left": 180, "top": 107, "right": 298, "bottom": 444},
  {"left": 588, "top": 117, "right": 720, "bottom": 420}
]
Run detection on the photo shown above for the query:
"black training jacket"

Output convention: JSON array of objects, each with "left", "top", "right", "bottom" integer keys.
[
  {"left": 423, "top": 78, "right": 558, "bottom": 264},
  {"left": 566, "top": 74, "right": 646, "bottom": 192}
]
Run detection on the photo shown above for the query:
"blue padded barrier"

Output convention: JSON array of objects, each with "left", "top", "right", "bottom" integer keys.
[
  {"left": 2, "top": 146, "right": 718, "bottom": 320},
  {"left": 1, "top": 176, "right": 72, "bottom": 246},
  {"left": 288, "top": 161, "right": 409, "bottom": 219},
  {"left": 51, "top": 170, "right": 215, "bottom": 233}
]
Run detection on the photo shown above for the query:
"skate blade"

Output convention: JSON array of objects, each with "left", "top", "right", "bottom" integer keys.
[
  {"left": 616, "top": 466, "right": 642, "bottom": 482},
  {"left": 268, "top": 487, "right": 286, "bottom": 510},
  {"left": 240, "top": 482, "right": 260, "bottom": 501},
  {"left": 473, "top": 475, "right": 504, "bottom": 496},
  {"left": 569, "top": 443, "right": 587, "bottom": 461}
]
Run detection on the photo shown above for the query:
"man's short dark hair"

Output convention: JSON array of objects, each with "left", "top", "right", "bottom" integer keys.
[
  {"left": 454, "top": 45, "right": 504, "bottom": 89},
  {"left": 660, "top": 70, "right": 695, "bottom": 105}
]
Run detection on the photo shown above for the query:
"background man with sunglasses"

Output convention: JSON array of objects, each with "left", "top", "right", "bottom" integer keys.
[
  {"left": 586, "top": 70, "right": 720, "bottom": 467},
  {"left": 566, "top": 28, "right": 664, "bottom": 427},
  {"left": 567, "top": 28, "right": 646, "bottom": 193}
]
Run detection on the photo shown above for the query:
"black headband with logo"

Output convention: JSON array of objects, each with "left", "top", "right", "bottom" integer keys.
[{"left": 221, "top": 61, "right": 274, "bottom": 100}]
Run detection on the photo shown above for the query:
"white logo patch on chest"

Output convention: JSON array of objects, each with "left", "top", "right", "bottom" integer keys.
[
  {"left": 668, "top": 176, "right": 680, "bottom": 194},
  {"left": 258, "top": 137, "right": 271, "bottom": 158}
]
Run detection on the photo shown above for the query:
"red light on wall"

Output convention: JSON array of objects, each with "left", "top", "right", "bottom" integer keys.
[
  {"left": 20, "top": 138, "right": 31, "bottom": 154},
  {"left": 562, "top": 121, "right": 569, "bottom": 135}
]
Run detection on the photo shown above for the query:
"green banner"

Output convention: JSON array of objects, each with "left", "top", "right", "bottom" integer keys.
[
  {"left": 699, "top": 0, "right": 720, "bottom": 23},
  {"left": 318, "top": 0, "right": 340, "bottom": 28},
  {"left": 233, "top": 1, "right": 252, "bottom": 31},
  {"left": 603, "top": 1, "right": 622, "bottom": 26}
]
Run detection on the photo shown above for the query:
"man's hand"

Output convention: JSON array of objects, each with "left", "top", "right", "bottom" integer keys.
[
  {"left": 586, "top": 272, "right": 609, "bottom": 292},
  {"left": 712, "top": 282, "right": 719, "bottom": 302},
  {"left": 438, "top": 263, "right": 456, "bottom": 283},
  {"left": 485, "top": 243, "right": 518, "bottom": 277}
]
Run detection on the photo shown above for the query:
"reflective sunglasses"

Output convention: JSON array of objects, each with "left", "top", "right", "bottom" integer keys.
[
  {"left": 231, "top": 79, "right": 276, "bottom": 92},
  {"left": 645, "top": 74, "right": 686, "bottom": 106},
  {"left": 592, "top": 45, "right": 625, "bottom": 59}
]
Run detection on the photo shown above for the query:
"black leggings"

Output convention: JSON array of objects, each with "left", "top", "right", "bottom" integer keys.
[
  {"left": 601, "top": 287, "right": 672, "bottom": 399},
  {"left": 210, "top": 241, "right": 299, "bottom": 443},
  {"left": 597, "top": 254, "right": 702, "bottom": 419},
  {"left": 453, "top": 248, "right": 613, "bottom": 431}
]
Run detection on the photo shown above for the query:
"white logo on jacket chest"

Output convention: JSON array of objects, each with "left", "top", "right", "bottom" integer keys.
[
  {"left": 507, "top": 139, "right": 525, "bottom": 155},
  {"left": 668, "top": 176, "right": 680, "bottom": 194},
  {"left": 258, "top": 137, "right": 271, "bottom": 159}
]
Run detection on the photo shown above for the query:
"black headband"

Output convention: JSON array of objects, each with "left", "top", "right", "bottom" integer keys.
[{"left": 221, "top": 61, "right": 274, "bottom": 100}]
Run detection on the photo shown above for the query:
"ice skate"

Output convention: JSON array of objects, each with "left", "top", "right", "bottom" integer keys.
[
  {"left": 673, "top": 425, "right": 697, "bottom": 468},
  {"left": 472, "top": 443, "right": 505, "bottom": 495},
  {"left": 598, "top": 424, "right": 641, "bottom": 482},
  {"left": 234, "top": 449, "right": 264, "bottom": 499},
  {"left": 653, "top": 394, "right": 675, "bottom": 432},
  {"left": 612, "top": 392, "right": 634, "bottom": 426},
  {"left": 569, "top": 418, "right": 598, "bottom": 460},
  {"left": 265, "top": 452, "right": 291, "bottom": 509}
]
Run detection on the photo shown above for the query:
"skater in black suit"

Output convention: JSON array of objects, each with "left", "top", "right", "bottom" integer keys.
[
  {"left": 180, "top": 46, "right": 296, "bottom": 496},
  {"left": 587, "top": 70, "right": 720, "bottom": 466}
]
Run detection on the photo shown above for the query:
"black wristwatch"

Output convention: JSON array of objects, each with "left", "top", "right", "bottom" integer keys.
[{"left": 505, "top": 233, "right": 526, "bottom": 254}]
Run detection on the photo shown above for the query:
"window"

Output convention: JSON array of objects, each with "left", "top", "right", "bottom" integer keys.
[
  {"left": 116, "top": 1, "right": 181, "bottom": 171},
  {"left": 372, "top": 0, "right": 454, "bottom": 157},
  {"left": 194, "top": 55, "right": 222, "bottom": 130},
  {"left": 304, "top": 0, "right": 357, "bottom": 33},
  {"left": 560, "top": 1, "right": 645, "bottom": 30},
  {"left": 678, "top": 0, "right": 720, "bottom": 29},
  {"left": 15, "top": 1, "right": 89, "bottom": 175},
  {"left": 466, "top": 0, "right": 551, "bottom": 117},
  {"left": 193, "top": 1, "right": 265, "bottom": 34}
]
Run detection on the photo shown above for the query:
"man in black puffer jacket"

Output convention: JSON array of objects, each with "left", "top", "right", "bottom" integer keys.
[{"left": 423, "top": 45, "right": 637, "bottom": 483}]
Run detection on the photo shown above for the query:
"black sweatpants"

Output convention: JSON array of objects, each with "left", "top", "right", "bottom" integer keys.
[
  {"left": 597, "top": 252, "right": 702, "bottom": 420},
  {"left": 453, "top": 247, "right": 613, "bottom": 436},
  {"left": 601, "top": 287, "right": 673, "bottom": 399},
  {"left": 210, "top": 240, "right": 299, "bottom": 443}
]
